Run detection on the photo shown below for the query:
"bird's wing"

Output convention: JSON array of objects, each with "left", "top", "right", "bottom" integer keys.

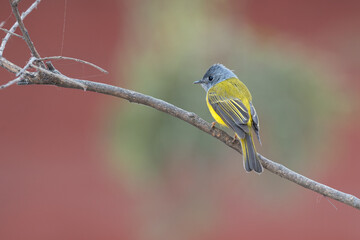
[
  {"left": 250, "top": 101, "right": 261, "bottom": 144},
  {"left": 207, "top": 91, "right": 250, "bottom": 139}
]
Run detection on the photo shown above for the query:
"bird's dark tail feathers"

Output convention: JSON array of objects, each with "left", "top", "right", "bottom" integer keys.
[{"left": 240, "top": 132, "right": 263, "bottom": 173}]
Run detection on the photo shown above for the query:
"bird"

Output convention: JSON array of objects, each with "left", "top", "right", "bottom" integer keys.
[{"left": 194, "top": 63, "right": 263, "bottom": 173}]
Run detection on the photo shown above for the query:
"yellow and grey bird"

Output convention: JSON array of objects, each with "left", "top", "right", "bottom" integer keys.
[{"left": 194, "top": 64, "right": 263, "bottom": 173}]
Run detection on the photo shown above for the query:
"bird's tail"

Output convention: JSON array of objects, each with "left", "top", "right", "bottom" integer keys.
[{"left": 240, "top": 132, "right": 263, "bottom": 173}]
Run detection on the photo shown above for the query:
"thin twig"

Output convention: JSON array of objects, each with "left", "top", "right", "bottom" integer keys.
[
  {"left": 10, "top": 0, "right": 43, "bottom": 68},
  {"left": 0, "top": 76, "right": 21, "bottom": 89},
  {"left": 0, "top": 0, "right": 41, "bottom": 56},
  {"left": 37, "top": 56, "right": 108, "bottom": 73},
  {"left": 0, "top": 57, "right": 27, "bottom": 74},
  {"left": 0, "top": 57, "right": 36, "bottom": 88},
  {"left": 0, "top": 27, "right": 24, "bottom": 39},
  {"left": 60, "top": 0, "right": 67, "bottom": 55},
  {"left": 16, "top": 56, "right": 36, "bottom": 77}
]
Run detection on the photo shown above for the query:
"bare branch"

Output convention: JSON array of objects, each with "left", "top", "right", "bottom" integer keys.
[
  {"left": 1, "top": 56, "right": 359, "bottom": 210},
  {"left": 0, "top": 27, "right": 24, "bottom": 39},
  {"left": 37, "top": 56, "right": 108, "bottom": 73},
  {"left": 60, "top": 0, "right": 67, "bottom": 55},
  {"left": 10, "top": 0, "right": 44, "bottom": 68},
  {"left": 30, "top": 63, "right": 88, "bottom": 90},
  {"left": 0, "top": 76, "right": 21, "bottom": 89},
  {"left": 0, "top": 57, "right": 37, "bottom": 89},
  {"left": 0, "top": 0, "right": 41, "bottom": 56},
  {"left": 258, "top": 155, "right": 360, "bottom": 209},
  {"left": 0, "top": 57, "right": 27, "bottom": 74},
  {"left": 0, "top": 0, "right": 359, "bottom": 211},
  {"left": 16, "top": 56, "right": 36, "bottom": 77}
]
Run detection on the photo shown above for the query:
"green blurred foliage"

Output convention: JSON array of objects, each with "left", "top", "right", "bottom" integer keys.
[{"left": 110, "top": 0, "right": 343, "bottom": 181}]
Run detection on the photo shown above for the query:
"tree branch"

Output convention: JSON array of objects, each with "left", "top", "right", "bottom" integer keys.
[
  {"left": 0, "top": 27, "right": 24, "bottom": 39},
  {"left": 9, "top": 0, "right": 41, "bottom": 59},
  {"left": 37, "top": 56, "right": 108, "bottom": 73},
  {"left": 2, "top": 64, "right": 360, "bottom": 210},
  {"left": 0, "top": 0, "right": 41, "bottom": 57},
  {"left": 0, "top": 0, "right": 359, "bottom": 211},
  {"left": 258, "top": 155, "right": 360, "bottom": 209}
]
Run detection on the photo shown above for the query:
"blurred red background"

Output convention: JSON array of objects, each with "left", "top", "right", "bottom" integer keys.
[{"left": 0, "top": 0, "right": 359, "bottom": 239}]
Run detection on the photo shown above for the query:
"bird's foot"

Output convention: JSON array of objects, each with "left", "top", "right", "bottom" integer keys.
[{"left": 232, "top": 134, "right": 239, "bottom": 143}]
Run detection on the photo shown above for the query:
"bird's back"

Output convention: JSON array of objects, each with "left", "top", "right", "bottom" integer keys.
[{"left": 207, "top": 77, "right": 252, "bottom": 110}]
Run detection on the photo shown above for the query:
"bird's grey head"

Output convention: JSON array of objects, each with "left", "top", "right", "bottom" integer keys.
[{"left": 193, "top": 63, "right": 237, "bottom": 91}]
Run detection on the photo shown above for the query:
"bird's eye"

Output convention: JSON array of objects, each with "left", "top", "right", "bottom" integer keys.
[{"left": 208, "top": 76, "right": 213, "bottom": 81}]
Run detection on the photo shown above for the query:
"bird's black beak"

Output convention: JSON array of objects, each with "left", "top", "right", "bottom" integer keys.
[{"left": 193, "top": 79, "right": 203, "bottom": 84}]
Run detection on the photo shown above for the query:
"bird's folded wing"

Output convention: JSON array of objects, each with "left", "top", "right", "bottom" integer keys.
[{"left": 208, "top": 93, "right": 250, "bottom": 138}]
